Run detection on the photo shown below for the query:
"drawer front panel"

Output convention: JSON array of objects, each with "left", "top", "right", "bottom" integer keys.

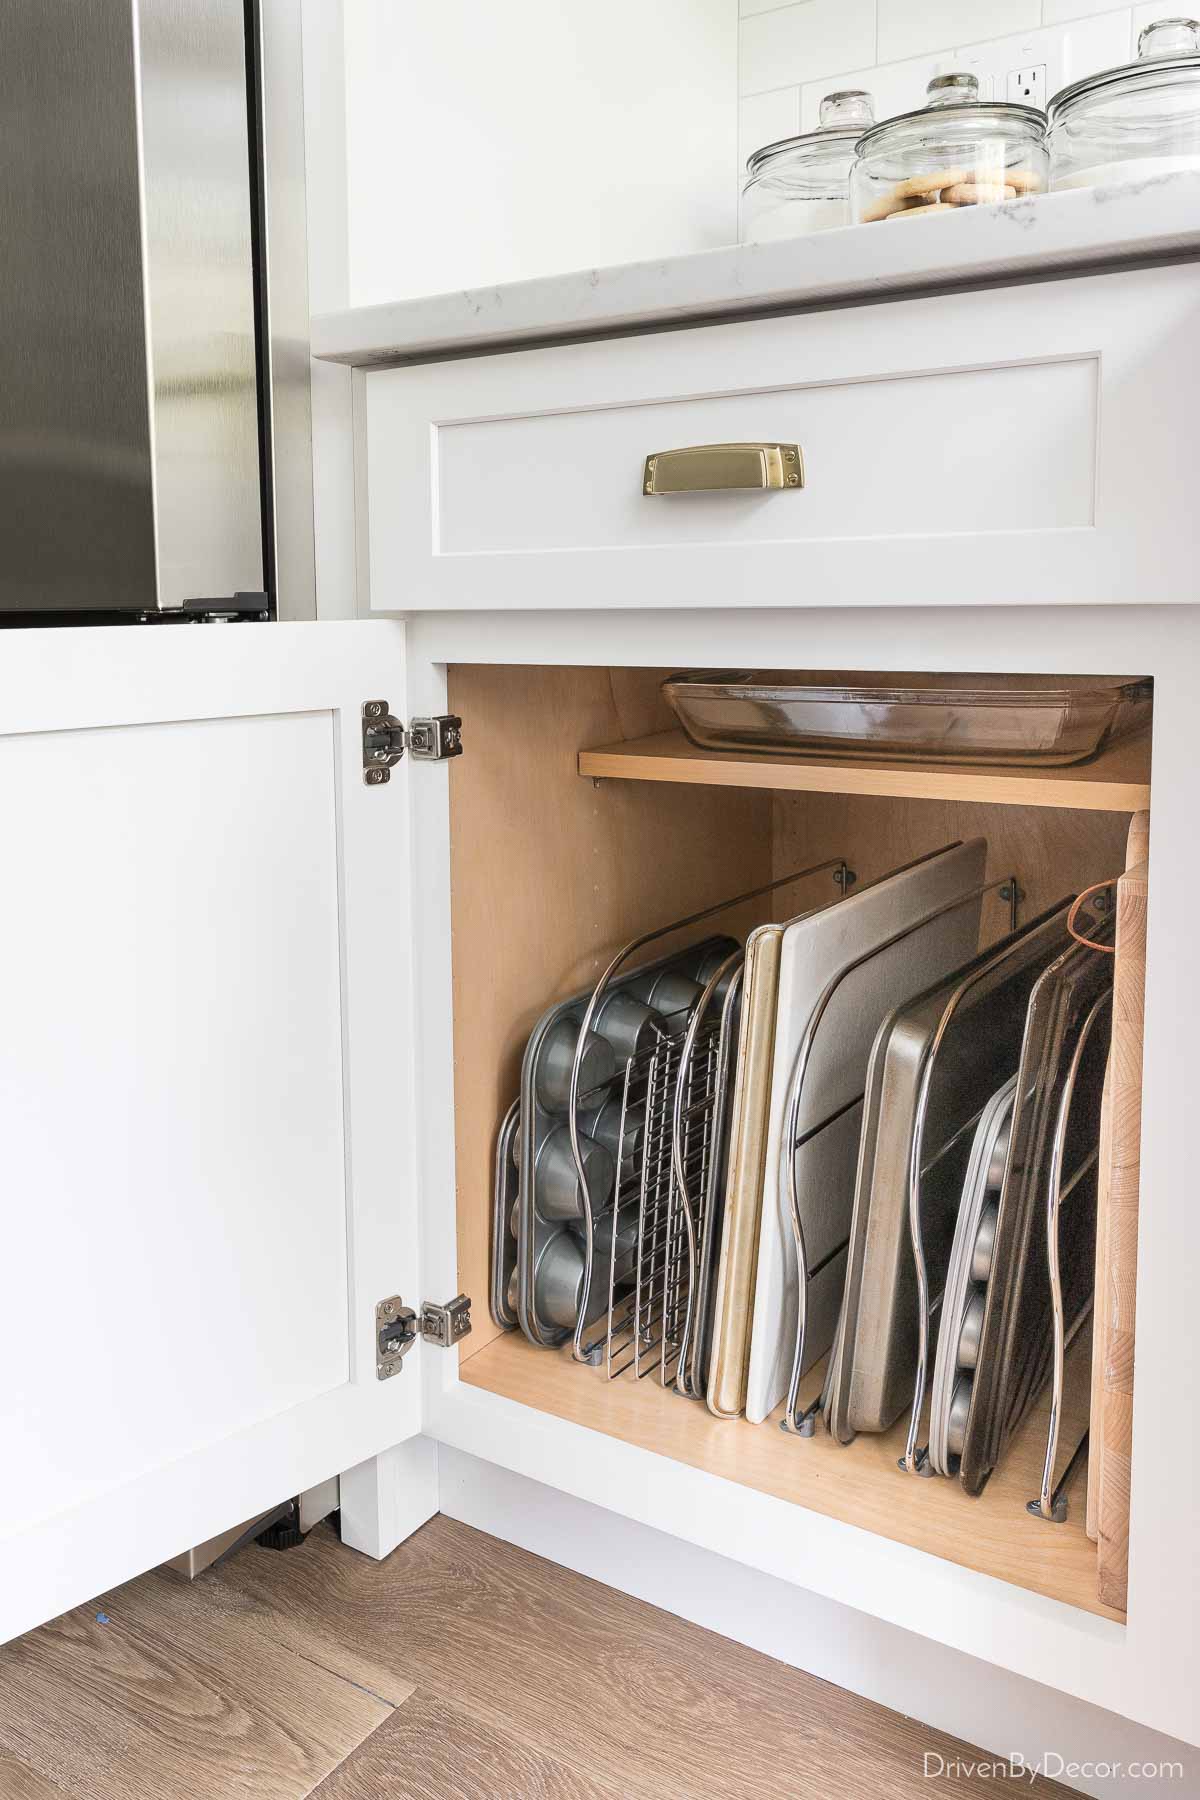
[
  {"left": 365, "top": 264, "right": 1198, "bottom": 611},
  {"left": 437, "top": 357, "right": 1097, "bottom": 557}
]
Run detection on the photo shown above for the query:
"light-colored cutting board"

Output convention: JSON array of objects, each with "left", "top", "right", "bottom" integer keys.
[
  {"left": 745, "top": 838, "right": 988, "bottom": 1424},
  {"left": 1086, "top": 1056, "right": 1114, "bottom": 1541},
  {"left": 1087, "top": 810, "right": 1147, "bottom": 1542},
  {"left": 707, "top": 925, "right": 782, "bottom": 1419},
  {"left": 1094, "top": 820, "right": 1148, "bottom": 1612}
]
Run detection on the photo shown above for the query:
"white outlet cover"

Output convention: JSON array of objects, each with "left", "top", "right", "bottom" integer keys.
[
  {"left": 954, "top": 13, "right": 1131, "bottom": 111},
  {"left": 1007, "top": 64, "right": 1047, "bottom": 106}
]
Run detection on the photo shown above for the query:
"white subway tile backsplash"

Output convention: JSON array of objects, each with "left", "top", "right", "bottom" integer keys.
[
  {"left": 740, "top": 0, "right": 876, "bottom": 96},
  {"left": 877, "top": 0, "right": 1037, "bottom": 63},
  {"left": 799, "top": 53, "right": 941, "bottom": 132},
  {"left": 1053, "top": 11, "right": 1132, "bottom": 83},
  {"left": 1043, "top": 0, "right": 1130, "bottom": 22},
  {"left": 955, "top": 12, "right": 1131, "bottom": 103},
  {"left": 739, "top": 86, "right": 802, "bottom": 165}
]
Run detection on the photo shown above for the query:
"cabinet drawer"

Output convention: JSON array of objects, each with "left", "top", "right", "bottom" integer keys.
[{"left": 364, "top": 264, "right": 1199, "bottom": 612}]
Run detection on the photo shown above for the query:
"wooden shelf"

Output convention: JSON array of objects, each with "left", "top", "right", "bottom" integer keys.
[
  {"left": 462, "top": 1330, "right": 1122, "bottom": 1622},
  {"left": 578, "top": 729, "right": 1151, "bottom": 813}
]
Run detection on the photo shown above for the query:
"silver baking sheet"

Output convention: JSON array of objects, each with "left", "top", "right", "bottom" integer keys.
[{"left": 826, "top": 901, "right": 1074, "bottom": 1444}]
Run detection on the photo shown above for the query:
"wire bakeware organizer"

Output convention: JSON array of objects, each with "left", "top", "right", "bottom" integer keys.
[
  {"left": 499, "top": 853, "right": 1115, "bottom": 1526},
  {"left": 776, "top": 875, "right": 1115, "bottom": 1526},
  {"left": 564, "top": 857, "right": 855, "bottom": 1400}
]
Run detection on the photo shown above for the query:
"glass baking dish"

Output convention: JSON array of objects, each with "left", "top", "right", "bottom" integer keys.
[{"left": 661, "top": 671, "right": 1153, "bottom": 767}]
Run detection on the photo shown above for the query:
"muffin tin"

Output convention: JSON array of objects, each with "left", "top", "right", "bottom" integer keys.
[
  {"left": 927, "top": 1078, "right": 1016, "bottom": 1475},
  {"left": 516, "top": 936, "right": 738, "bottom": 1350},
  {"left": 489, "top": 1097, "right": 521, "bottom": 1329}
]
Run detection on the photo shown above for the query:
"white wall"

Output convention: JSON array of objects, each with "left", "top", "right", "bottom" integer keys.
[
  {"left": 739, "top": 1, "right": 1186, "bottom": 172},
  {"left": 340, "top": 0, "right": 738, "bottom": 307}
]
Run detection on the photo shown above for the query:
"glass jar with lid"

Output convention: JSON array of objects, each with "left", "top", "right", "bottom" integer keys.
[
  {"left": 741, "top": 91, "right": 875, "bottom": 242},
  {"left": 850, "top": 73, "right": 1047, "bottom": 225},
  {"left": 1048, "top": 18, "right": 1200, "bottom": 191}
]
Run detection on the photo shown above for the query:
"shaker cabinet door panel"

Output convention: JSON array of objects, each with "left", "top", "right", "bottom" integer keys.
[
  {"left": 364, "top": 264, "right": 1199, "bottom": 612},
  {"left": 0, "top": 621, "right": 421, "bottom": 1643}
]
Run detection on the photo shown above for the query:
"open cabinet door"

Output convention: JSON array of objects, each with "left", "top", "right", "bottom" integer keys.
[{"left": 0, "top": 620, "right": 424, "bottom": 1643}]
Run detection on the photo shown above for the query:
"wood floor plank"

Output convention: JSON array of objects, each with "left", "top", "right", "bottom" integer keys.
[
  {"left": 308, "top": 1692, "right": 625, "bottom": 1800},
  {"left": 217, "top": 1518, "right": 1074, "bottom": 1799},
  {"left": 0, "top": 1755, "right": 67, "bottom": 1799},
  {"left": 181, "top": 1559, "right": 413, "bottom": 1709},
  {"left": 0, "top": 1568, "right": 393, "bottom": 1800}
]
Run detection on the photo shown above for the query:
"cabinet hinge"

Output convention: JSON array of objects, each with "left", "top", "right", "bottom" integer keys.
[
  {"left": 419, "top": 1294, "right": 473, "bottom": 1349},
  {"left": 362, "top": 701, "right": 463, "bottom": 785},
  {"left": 375, "top": 1293, "right": 472, "bottom": 1378}
]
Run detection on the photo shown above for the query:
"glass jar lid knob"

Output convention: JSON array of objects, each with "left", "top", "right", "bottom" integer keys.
[
  {"left": 818, "top": 89, "right": 875, "bottom": 129},
  {"left": 925, "top": 71, "right": 980, "bottom": 107},
  {"left": 1136, "top": 15, "right": 1200, "bottom": 57}
]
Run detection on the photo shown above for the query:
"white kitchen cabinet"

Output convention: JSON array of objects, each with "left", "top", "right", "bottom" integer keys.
[
  {"left": 0, "top": 626, "right": 427, "bottom": 1640},
  {"left": 2, "top": 603, "right": 1195, "bottom": 1752},
  {"left": 363, "top": 263, "right": 1200, "bottom": 614},
  {"left": 2, "top": 259, "right": 1198, "bottom": 1762},
  {"left": 399, "top": 600, "right": 1197, "bottom": 1751}
]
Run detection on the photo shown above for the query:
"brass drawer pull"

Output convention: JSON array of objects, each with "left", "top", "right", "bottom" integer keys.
[{"left": 642, "top": 442, "right": 804, "bottom": 495}]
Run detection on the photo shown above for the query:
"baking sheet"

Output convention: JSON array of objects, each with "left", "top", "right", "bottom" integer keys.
[
  {"left": 826, "top": 901, "right": 1073, "bottom": 1445},
  {"left": 744, "top": 837, "right": 987, "bottom": 1424},
  {"left": 959, "top": 931, "right": 1113, "bottom": 1497}
]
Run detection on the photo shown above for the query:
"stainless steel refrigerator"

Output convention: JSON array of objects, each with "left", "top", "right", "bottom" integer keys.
[{"left": 0, "top": 0, "right": 313, "bottom": 618}]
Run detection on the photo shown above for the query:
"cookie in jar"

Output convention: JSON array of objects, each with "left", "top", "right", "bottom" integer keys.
[{"left": 852, "top": 73, "right": 1047, "bottom": 224}]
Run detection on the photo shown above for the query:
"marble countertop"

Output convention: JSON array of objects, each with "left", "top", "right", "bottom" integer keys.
[{"left": 312, "top": 172, "right": 1200, "bottom": 368}]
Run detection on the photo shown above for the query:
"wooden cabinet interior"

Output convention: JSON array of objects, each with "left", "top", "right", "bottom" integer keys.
[{"left": 447, "top": 664, "right": 1141, "bottom": 1621}]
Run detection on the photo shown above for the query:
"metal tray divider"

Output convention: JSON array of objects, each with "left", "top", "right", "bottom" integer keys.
[
  {"left": 899, "top": 876, "right": 1027, "bottom": 1478},
  {"left": 637, "top": 1032, "right": 683, "bottom": 1384},
  {"left": 566, "top": 856, "right": 853, "bottom": 1367},
  {"left": 1028, "top": 986, "right": 1113, "bottom": 1523},
  {"left": 670, "top": 952, "right": 744, "bottom": 1397},
  {"left": 596, "top": 1049, "right": 650, "bottom": 1376},
  {"left": 691, "top": 968, "right": 746, "bottom": 1400},
  {"left": 781, "top": 875, "right": 1020, "bottom": 1440}
]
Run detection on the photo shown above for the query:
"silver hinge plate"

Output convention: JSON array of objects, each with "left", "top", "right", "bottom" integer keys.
[
  {"left": 376, "top": 1295, "right": 418, "bottom": 1379},
  {"left": 375, "top": 1293, "right": 472, "bottom": 1378},
  {"left": 421, "top": 1294, "right": 473, "bottom": 1348},
  {"left": 409, "top": 715, "right": 463, "bottom": 762},
  {"left": 363, "top": 701, "right": 463, "bottom": 785}
]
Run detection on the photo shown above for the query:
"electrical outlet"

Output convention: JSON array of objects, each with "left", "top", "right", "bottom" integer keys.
[{"left": 1007, "top": 64, "right": 1047, "bottom": 108}]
